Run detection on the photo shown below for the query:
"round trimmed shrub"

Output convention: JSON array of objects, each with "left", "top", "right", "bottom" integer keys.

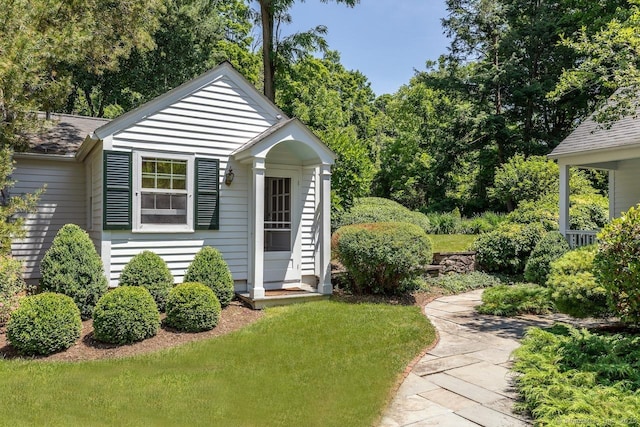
[
  {"left": 93, "top": 286, "right": 160, "bottom": 345},
  {"left": 165, "top": 282, "right": 221, "bottom": 332},
  {"left": 119, "top": 251, "right": 173, "bottom": 311},
  {"left": 594, "top": 204, "right": 640, "bottom": 324},
  {"left": 524, "top": 231, "right": 570, "bottom": 285},
  {"left": 547, "top": 245, "right": 610, "bottom": 319},
  {"left": 6, "top": 292, "right": 81, "bottom": 355},
  {"left": 183, "top": 247, "right": 234, "bottom": 307},
  {"left": 40, "top": 224, "right": 108, "bottom": 319},
  {"left": 473, "top": 222, "right": 545, "bottom": 274},
  {"left": 334, "top": 197, "right": 431, "bottom": 233},
  {"left": 335, "top": 222, "right": 433, "bottom": 294}
]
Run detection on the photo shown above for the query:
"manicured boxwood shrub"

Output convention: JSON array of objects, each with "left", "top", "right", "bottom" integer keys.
[
  {"left": 477, "top": 283, "right": 554, "bottom": 316},
  {"left": 334, "top": 197, "right": 431, "bottom": 233},
  {"left": 119, "top": 251, "right": 173, "bottom": 312},
  {"left": 165, "top": 282, "right": 221, "bottom": 332},
  {"left": 39, "top": 224, "right": 108, "bottom": 319},
  {"left": 524, "top": 231, "right": 570, "bottom": 285},
  {"left": 6, "top": 292, "right": 81, "bottom": 355},
  {"left": 594, "top": 204, "right": 640, "bottom": 324},
  {"left": 93, "top": 286, "right": 160, "bottom": 345},
  {"left": 183, "top": 247, "right": 234, "bottom": 307},
  {"left": 473, "top": 222, "right": 545, "bottom": 274},
  {"left": 547, "top": 245, "right": 610, "bottom": 319},
  {"left": 335, "top": 222, "right": 433, "bottom": 294}
]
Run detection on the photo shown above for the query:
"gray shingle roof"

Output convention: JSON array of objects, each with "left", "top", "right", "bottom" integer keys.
[
  {"left": 27, "top": 113, "right": 109, "bottom": 156},
  {"left": 549, "top": 112, "right": 640, "bottom": 158}
]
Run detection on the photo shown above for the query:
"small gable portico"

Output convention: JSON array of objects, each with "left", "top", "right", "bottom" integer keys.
[{"left": 232, "top": 118, "right": 335, "bottom": 304}]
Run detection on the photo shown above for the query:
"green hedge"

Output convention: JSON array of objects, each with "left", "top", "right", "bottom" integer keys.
[
  {"left": 524, "top": 231, "right": 570, "bottom": 285},
  {"left": 183, "top": 247, "right": 234, "bottom": 307},
  {"left": 473, "top": 223, "right": 545, "bottom": 274},
  {"left": 119, "top": 251, "right": 174, "bottom": 312},
  {"left": 547, "top": 245, "right": 610, "bottom": 319},
  {"left": 594, "top": 204, "right": 640, "bottom": 324},
  {"left": 334, "top": 197, "right": 431, "bottom": 233},
  {"left": 7, "top": 293, "right": 81, "bottom": 355},
  {"left": 93, "top": 286, "right": 160, "bottom": 345},
  {"left": 39, "top": 224, "right": 108, "bottom": 319},
  {"left": 335, "top": 222, "right": 432, "bottom": 294},
  {"left": 165, "top": 282, "right": 221, "bottom": 332}
]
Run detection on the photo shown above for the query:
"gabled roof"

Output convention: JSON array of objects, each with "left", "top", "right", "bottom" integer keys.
[
  {"left": 232, "top": 117, "right": 336, "bottom": 165},
  {"left": 549, "top": 109, "right": 640, "bottom": 159},
  {"left": 27, "top": 113, "right": 109, "bottom": 156},
  {"left": 93, "top": 61, "right": 287, "bottom": 140}
]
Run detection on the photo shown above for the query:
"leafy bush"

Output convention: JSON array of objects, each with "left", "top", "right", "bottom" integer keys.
[
  {"left": 423, "top": 271, "right": 501, "bottom": 294},
  {"left": 477, "top": 284, "right": 554, "bottom": 316},
  {"left": 425, "top": 209, "right": 461, "bottom": 234},
  {"left": 183, "top": 247, "right": 234, "bottom": 307},
  {"left": 39, "top": 224, "right": 108, "bottom": 319},
  {"left": 93, "top": 286, "right": 160, "bottom": 345},
  {"left": 547, "top": 245, "right": 610, "bottom": 319},
  {"left": 334, "top": 197, "right": 431, "bottom": 233},
  {"left": 489, "top": 155, "right": 559, "bottom": 208},
  {"left": 165, "top": 282, "right": 221, "bottom": 332},
  {"left": 473, "top": 222, "right": 545, "bottom": 274},
  {"left": 0, "top": 255, "right": 25, "bottom": 326},
  {"left": 594, "top": 204, "right": 640, "bottom": 324},
  {"left": 524, "top": 231, "right": 570, "bottom": 285},
  {"left": 0, "top": 255, "right": 25, "bottom": 298},
  {"left": 513, "top": 325, "right": 640, "bottom": 425},
  {"left": 335, "top": 222, "right": 433, "bottom": 294},
  {"left": 6, "top": 293, "right": 81, "bottom": 355},
  {"left": 459, "top": 212, "right": 506, "bottom": 234},
  {"left": 507, "top": 196, "right": 559, "bottom": 231},
  {"left": 119, "top": 251, "right": 174, "bottom": 311}
]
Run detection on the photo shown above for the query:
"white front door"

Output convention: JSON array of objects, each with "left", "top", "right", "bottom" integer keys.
[{"left": 263, "top": 169, "right": 301, "bottom": 286}]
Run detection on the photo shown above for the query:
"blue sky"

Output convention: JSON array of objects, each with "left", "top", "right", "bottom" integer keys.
[{"left": 286, "top": 0, "right": 451, "bottom": 96}]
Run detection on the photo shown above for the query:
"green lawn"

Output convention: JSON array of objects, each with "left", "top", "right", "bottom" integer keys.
[
  {"left": 428, "top": 234, "right": 477, "bottom": 253},
  {"left": 0, "top": 301, "right": 434, "bottom": 427}
]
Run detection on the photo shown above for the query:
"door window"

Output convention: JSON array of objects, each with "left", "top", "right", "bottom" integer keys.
[{"left": 264, "top": 177, "right": 291, "bottom": 251}]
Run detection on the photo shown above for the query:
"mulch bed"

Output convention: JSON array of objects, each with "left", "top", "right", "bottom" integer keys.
[{"left": 0, "top": 290, "right": 438, "bottom": 362}]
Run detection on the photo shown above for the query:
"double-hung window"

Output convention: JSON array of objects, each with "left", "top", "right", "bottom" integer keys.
[
  {"left": 133, "top": 152, "right": 194, "bottom": 232},
  {"left": 103, "top": 150, "right": 219, "bottom": 232}
]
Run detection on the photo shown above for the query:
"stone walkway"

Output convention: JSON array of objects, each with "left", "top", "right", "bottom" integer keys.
[{"left": 380, "top": 289, "right": 601, "bottom": 427}]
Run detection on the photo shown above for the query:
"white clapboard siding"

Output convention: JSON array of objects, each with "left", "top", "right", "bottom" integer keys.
[
  {"left": 11, "top": 158, "right": 86, "bottom": 280},
  {"left": 300, "top": 169, "right": 317, "bottom": 275},
  {"left": 104, "top": 161, "right": 250, "bottom": 287},
  {"left": 614, "top": 158, "right": 640, "bottom": 217}
]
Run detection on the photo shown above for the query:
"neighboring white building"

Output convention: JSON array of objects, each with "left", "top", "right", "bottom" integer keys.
[
  {"left": 549, "top": 109, "right": 640, "bottom": 248},
  {"left": 12, "top": 62, "right": 335, "bottom": 308}
]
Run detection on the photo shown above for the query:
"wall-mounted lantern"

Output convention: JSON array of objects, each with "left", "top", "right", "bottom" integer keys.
[{"left": 225, "top": 169, "right": 235, "bottom": 186}]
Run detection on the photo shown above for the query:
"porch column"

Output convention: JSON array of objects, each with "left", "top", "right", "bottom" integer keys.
[
  {"left": 559, "top": 161, "right": 570, "bottom": 236},
  {"left": 319, "top": 164, "right": 332, "bottom": 294},
  {"left": 250, "top": 158, "right": 266, "bottom": 299}
]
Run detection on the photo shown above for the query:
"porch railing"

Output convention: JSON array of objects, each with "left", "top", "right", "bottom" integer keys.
[{"left": 564, "top": 230, "right": 599, "bottom": 249}]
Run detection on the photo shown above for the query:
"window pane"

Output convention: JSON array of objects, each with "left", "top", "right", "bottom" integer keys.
[
  {"left": 141, "top": 176, "right": 155, "bottom": 188},
  {"left": 141, "top": 193, "right": 155, "bottom": 209},
  {"left": 139, "top": 157, "right": 189, "bottom": 226},
  {"left": 173, "top": 178, "right": 186, "bottom": 190},
  {"left": 172, "top": 194, "right": 186, "bottom": 209},
  {"left": 156, "top": 177, "right": 171, "bottom": 189},
  {"left": 264, "top": 230, "right": 290, "bottom": 251},
  {"left": 142, "top": 160, "right": 155, "bottom": 173},
  {"left": 172, "top": 162, "right": 186, "bottom": 175}
]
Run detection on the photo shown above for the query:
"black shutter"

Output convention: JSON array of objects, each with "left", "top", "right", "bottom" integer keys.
[
  {"left": 103, "top": 150, "right": 132, "bottom": 230},
  {"left": 195, "top": 158, "right": 220, "bottom": 230}
]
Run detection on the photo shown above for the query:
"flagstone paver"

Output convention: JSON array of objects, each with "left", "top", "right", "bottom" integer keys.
[{"left": 380, "top": 289, "right": 608, "bottom": 427}]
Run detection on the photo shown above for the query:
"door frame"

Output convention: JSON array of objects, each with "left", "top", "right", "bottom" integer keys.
[{"left": 262, "top": 165, "right": 301, "bottom": 287}]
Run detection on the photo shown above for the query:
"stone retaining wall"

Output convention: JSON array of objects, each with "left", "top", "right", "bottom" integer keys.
[{"left": 431, "top": 251, "right": 477, "bottom": 275}]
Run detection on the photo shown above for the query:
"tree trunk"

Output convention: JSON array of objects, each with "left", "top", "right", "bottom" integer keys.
[{"left": 260, "top": 0, "right": 275, "bottom": 101}]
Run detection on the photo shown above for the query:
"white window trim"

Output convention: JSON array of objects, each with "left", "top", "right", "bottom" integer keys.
[{"left": 132, "top": 151, "right": 195, "bottom": 233}]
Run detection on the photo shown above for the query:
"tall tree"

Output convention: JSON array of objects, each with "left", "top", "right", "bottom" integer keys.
[
  {"left": 256, "top": 0, "right": 359, "bottom": 101},
  {"left": 0, "top": 0, "right": 163, "bottom": 148}
]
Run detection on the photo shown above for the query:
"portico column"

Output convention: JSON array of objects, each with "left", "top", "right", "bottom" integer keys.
[
  {"left": 559, "top": 161, "right": 570, "bottom": 236},
  {"left": 319, "top": 163, "right": 332, "bottom": 294},
  {"left": 250, "top": 158, "right": 266, "bottom": 299}
]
